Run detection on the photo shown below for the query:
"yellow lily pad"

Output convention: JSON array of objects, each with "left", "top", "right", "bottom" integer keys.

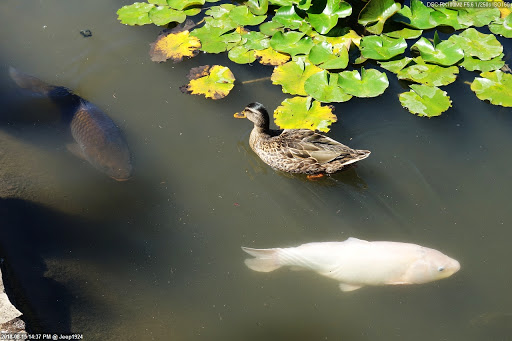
[
  {"left": 274, "top": 96, "right": 337, "bottom": 132},
  {"left": 149, "top": 22, "right": 200, "bottom": 62},
  {"left": 180, "top": 65, "right": 235, "bottom": 99},
  {"left": 271, "top": 57, "right": 322, "bottom": 96},
  {"left": 254, "top": 47, "right": 290, "bottom": 65}
]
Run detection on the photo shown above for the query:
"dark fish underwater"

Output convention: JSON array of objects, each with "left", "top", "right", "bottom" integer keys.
[{"left": 8, "top": 67, "right": 133, "bottom": 181}]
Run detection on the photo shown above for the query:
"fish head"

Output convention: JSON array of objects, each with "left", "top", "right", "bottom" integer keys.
[
  {"left": 404, "top": 248, "right": 460, "bottom": 284},
  {"left": 94, "top": 143, "right": 133, "bottom": 181}
]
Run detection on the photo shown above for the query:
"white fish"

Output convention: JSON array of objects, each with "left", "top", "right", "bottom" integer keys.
[{"left": 242, "top": 238, "right": 460, "bottom": 292}]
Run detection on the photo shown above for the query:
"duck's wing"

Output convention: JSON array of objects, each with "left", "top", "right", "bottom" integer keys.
[{"left": 279, "top": 130, "right": 350, "bottom": 164}]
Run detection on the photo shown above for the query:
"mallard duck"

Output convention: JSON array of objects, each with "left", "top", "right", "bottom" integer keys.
[{"left": 234, "top": 102, "right": 371, "bottom": 174}]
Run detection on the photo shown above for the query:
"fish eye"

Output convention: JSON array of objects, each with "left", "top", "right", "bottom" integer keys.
[{"left": 438, "top": 266, "right": 445, "bottom": 272}]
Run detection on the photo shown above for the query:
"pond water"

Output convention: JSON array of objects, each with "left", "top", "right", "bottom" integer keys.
[{"left": 0, "top": 0, "right": 511, "bottom": 340}]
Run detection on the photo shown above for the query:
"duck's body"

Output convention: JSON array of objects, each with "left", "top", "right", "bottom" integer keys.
[{"left": 236, "top": 103, "right": 370, "bottom": 174}]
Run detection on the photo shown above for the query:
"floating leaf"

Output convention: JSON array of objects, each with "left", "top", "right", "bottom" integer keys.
[
  {"left": 314, "top": 30, "right": 361, "bottom": 52},
  {"left": 271, "top": 57, "right": 322, "bottom": 95},
  {"left": 274, "top": 97, "right": 336, "bottom": 132},
  {"left": 489, "top": 14, "right": 512, "bottom": 38},
  {"left": 430, "top": 8, "right": 464, "bottom": 30},
  {"left": 270, "top": 31, "right": 314, "bottom": 56},
  {"left": 274, "top": 5, "right": 307, "bottom": 30},
  {"left": 358, "top": 0, "right": 401, "bottom": 34},
  {"left": 180, "top": 65, "right": 235, "bottom": 99},
  {"left": 228, "top": 46, "right": 256, "bottom": 64},
  {"left": 359, "top": 35, "right": 407, "bottom": 61},
  {"left": 150, "top": 24, "right": 200, "bottom": 62},
  {"left": 191, "top": 25, "right": 241, "bottom": 53},
  {"left": 378, "top": 57, "right": 413, "bottom": 73},
  {"left": 307, "top": 0, "right": 352, "bottom": 34},
  {"left": 242, "top": 31, "right": 270, "bottom": 50},
  {"left": 206, "top": 4, "right": 235, "bottom": 18},
  {"left": 117, "top": 2, "right": 154, "bottom": 25},
  {"left": 411, "top": 36, "right": 463, "bottom": 66},
  {"left": 394, "top": 0, "right": 436, "bottom": 29},
  {"left": 167, "top": 0, "right": 205, "bottom": 10},
  {"left": 229, "top": 5, "right": 267, "bottom": 26},
  {"left": 338, "top": 68, "right": 389, "bottom": 98},
  {"left": 384, "top": 28, "right": 422, "bottom": 39},
  {"left": 457, "top": 6, "right": 500, "bottom": 27},
  {"left": 254, "top": 47, "right": 291, "bottom": 65},
  {"left": 398, "top": 63, "right": 459, "bottom": 86},
  {"left": 470, "top": 70, "right": 512, "bottom": 107},
  {"left": 461, "top": 54, "right": 505, "bottom": 72},
  {"left": 304, "top": 71, "right": 352, "bottom": 103},
  {"left": 308, "top": 42, "right": 348, "bottom": 70},
  {"left": 149, "top": 6, "right": 186, "bottom": 26},
  {"left": 259, "top": 21, "right": 284, "bottom": 36},
  {"left": 399, "top": 84, "right": 451, "bottom": 117},
  {"left": 247, "top": 0, "right": 269, "bottom": 16},
  {"left": 448, "top": 28, "right": 503, "bottom": 60}
]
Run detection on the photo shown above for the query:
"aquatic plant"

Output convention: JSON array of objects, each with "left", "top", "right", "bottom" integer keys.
[{"left": 118, "top": 0, "right": 512, "bottom": 128}]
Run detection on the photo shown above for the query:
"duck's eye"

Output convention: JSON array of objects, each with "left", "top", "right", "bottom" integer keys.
[{"left": 438, "top": 266, "right": 445, "bottom": 272}]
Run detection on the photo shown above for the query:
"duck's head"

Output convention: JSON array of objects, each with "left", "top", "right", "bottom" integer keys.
[{"left": 234, "top": 102, "right": 269, "bottom": 130}]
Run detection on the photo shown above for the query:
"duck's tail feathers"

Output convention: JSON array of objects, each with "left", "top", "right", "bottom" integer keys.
[{"left": 241, "top": 247, "right": 281, "bottom": 272}]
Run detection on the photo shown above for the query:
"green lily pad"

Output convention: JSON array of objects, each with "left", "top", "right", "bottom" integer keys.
[
  {"left": 274, "top": 5, "right": 306, "bottom": 30},
  {"left": 358, "top": 0, "right": 401, "bottom": 34},
  {"left": 167, "top": 0, "right": 205, "bottom": 10},
  {"left": 397, "top": 63, "right": 459, "bottom": 86},
  {"left": 378, "top": 57, "right": 413, "bottom": 73},
  {"left": 471, "top": 70, "right": 512, "bottom": 107},
  {"left": 206, "top": 4, "right": 236, "bottom": 18},
  {"left": 180, "top": 65, "right": 235, "bottom": 99},
  {"left": 411, "top": 36, "right": 463, "bottom": 66},
  {"left": 308, "top": 42, "right": 348, "bottom": 70},
  {"left": 430, "top": 7, "right": 464, "bottom": 30},
  {"left": 399, "top": 84, "right": 451, "bottom": 117},
  {"left": 304, "top": 71, "right": 352, "bottom": 103},
  {"left": 260, "top": 21, "right": 284, "bottom": 36},
  {"left": 307, "top": 0, "right": 352, "bottom": 34},
  {"left": 117, "top": 2, "right": 154, "bottom": 25},
  {"left": 246, "top": 0, "right": 269, "bottom": 16},
  {"left": 270, "top": 31, "right": 314, "bottom": 56},
  {"left": 448, "top": 28, "right": 503, "bottom": 61},
  {"left": 458, "top": 6, "right": 500, "bottom": 28},
  {"left": 489, "top": 15, "right": 512, "bottom": 38},
  {"left": 384, "top": 28, "right": 423, "bottom": 39},
  {"left": 461, "top": 54, "right": 505, "bottom": 72},
  {"left": 269, "top": 0, "right": 294, "bottom": 6},
  {"left": 271, "top": 57, "right": 323, "bottom": 95},
  {"left": 274, "top": 96, "right": 337, "bottom": 132},
  {"left": 394, "top": 0, "right": 436, "bottom": 29},
  {"left": 191, "top": 25, "right": 241, "bottom": 53},
  {"left": 149, "top": 6, "right": 186, "bottom": 26},
  {"left": 242, "top": 31, "right": 270, "bottom": 50},
  {"left": 359, "top": 35, "right": 407, "bottom": 61},
  {"left": 228, "top": 45, "right": 256, "bottom": 64},
  {"left": 229, "top": 5, "right": 267, "bottom": 26},
  {"left": 148, "top": 0, "right": 167, "bottom": 5},
  {"left": 338, "top": 67, "right": 389, "bottom": 98}
]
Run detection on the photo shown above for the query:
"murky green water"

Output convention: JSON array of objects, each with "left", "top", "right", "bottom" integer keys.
[{"left": 0, "top": 0, "right": 511, "bottom": 340}]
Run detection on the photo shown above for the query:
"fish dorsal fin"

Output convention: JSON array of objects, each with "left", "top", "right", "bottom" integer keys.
[
  {"left": 346, "top": 237, "right": 369, "bottom": 243},
  {"left": 339, "top": 283, "right": 363, "bottom": 292}
]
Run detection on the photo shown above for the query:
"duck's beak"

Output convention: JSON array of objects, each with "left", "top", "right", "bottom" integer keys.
[{"left": 234, "top": 110, "right": 247, "bottom": 118}]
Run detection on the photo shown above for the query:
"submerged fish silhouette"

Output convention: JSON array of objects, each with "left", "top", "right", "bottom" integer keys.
[{"left": 8, "top": 67, "right": 133, "bottom": 181}]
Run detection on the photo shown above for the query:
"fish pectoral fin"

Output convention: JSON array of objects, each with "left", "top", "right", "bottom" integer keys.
[
  {"left": 66, "top": 143, "right": 86, "bottom": 160},
  {"left": 339, "top": 283, "right": 363, "bottom": 292}
]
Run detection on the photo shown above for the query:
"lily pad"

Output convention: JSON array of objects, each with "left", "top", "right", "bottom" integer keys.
[
  {"left": 254, "top": 47, "right": 291, "bottom": 65},
  {"left": 430, "top": 7, "right": 464, "bottom": 30},
  {"left": 378, "top": 57, "right": 413, "bottom": 73},
  {"left": 308, "top": 42, "right": 348, "bottom": 70},
  {"left": 461, "top": 54, "right": 505, "bottom": 72},
  {"left": 270, "top": 31, "right": 314, "bottom": 56},
  {"left": 149, "top": 6, "right": 186, "bottom": 26},
  {"left": 457, "top": 6, "right": 501, "bottom": 27},
  {"left": 358, "top": 0, "right": 401, "bottom": 34},
  {"left": 271, "top": 57, "right": 323, "bottom": 95},
  {"left": 242, "top": 31, "right": 270, "bottom": 50},
  {"left": 149, "top": 23, "right": 200, "bottom": 62},
  {"left": 448, "top": 28, "right": 503, "bottom": 61},
  {"left": 274, "top": 5, "right": 307, "bottom": 30},
  {"left": 411, "top": 36, "right": 464, "bottom": 66},
  {"left": 167, "top": 0, "right": 205, "bottom": 10},
  {"left": 228, "top": 45, "right": 256, "bottom": 64},
  {"left": 397, "top": 63, "right": 459, "bottom": 86},
  {"left": 229, "top": 5, "right": 267, "bottom": 26},
  {"left": 191, "top": 25, "right": 241, "bottom": 53},
  {"left": 117, "top": 2, "right": 154, "bottom": 25},
  {"left": 489, "top": 15, "right": 512, "bottom": 38},
  {"left": 394, "top": 0, "right": 436, "bottom": 29},
  {"left": 206, "top": 4, "right": 236, "bottom": 19},
  {"left": 259, "top": 21, "right": 284, "bottom": 36},
  {"left": 304, "top": 71, "right": 353, "bottom": 103},
  {"left": 307, "top": 0, "right": 352, "bottom": 34},
  {"left": 247, "top": 0, "right": 269, "bottom": 16},
  {"left": 274, "top": 96, "right": 337, "bottom": 132},
  {"left": 384, "top": 28, "right": 423, "bottom": 39},
  {"left": 470, "top": 70, "right": 512, "bottom": 107},
  {"left": 399, "top": 84, "right": 451, "bottom": 117},
  {"left": 180, "top": 65, "right": 235, "bottom": 99},
  {"left": 359, "top": 35, "right": 407, "bottom": 61},
  {"left": 338, "top": 67, "right": 389, "bottom": 98}
]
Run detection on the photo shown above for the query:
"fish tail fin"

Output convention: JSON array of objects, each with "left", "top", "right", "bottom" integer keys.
[
  {"left": 241, "top": 247, "right": 281, "bottom": 272},
  {"left": 9, "top": 66, "right": 66, "bottom": 96}
]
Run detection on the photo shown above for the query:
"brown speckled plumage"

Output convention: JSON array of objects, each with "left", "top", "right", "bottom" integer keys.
[{"left": 237, "top": 103, "right": 370, "bottom": 174}]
